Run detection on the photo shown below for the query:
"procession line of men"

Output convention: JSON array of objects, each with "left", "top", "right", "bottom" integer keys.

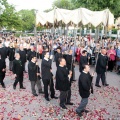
[{"left": 0, "top": 40, "right": 109, "bottom": 117}]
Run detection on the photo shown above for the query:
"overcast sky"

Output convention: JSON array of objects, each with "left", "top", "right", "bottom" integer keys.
[{"left": 7, "top": 0, "right": 54, "bottom": 11}]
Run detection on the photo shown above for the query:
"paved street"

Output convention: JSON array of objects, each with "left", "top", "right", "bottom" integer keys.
[{"left": 0, "top": 59, "right": 119, "bottom": 120}]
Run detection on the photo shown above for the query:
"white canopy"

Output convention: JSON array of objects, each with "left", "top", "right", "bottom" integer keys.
[{"left": 36, "top": 7, "right": 114, "bottom": 27}]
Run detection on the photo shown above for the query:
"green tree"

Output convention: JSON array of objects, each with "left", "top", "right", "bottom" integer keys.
[
  {"left": 0, "top": 0, "right": 22, "bottom": 29},
  {"left": 71, "top": 0, "right": 120, "bottom": 18},
  {"left": 18, "top": 9, "right": 35, "bottom": 32}
]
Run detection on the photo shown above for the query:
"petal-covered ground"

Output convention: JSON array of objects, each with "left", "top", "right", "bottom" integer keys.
[{"left": 0, "top": 60, "right": 120, "bottom": 120}]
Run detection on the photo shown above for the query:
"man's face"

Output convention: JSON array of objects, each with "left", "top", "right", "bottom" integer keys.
[
  {"left": 20, "top": 46, "right": 23, "bottom": 50},
  {"left": 45, "top": 52, "right": 50, "bottom": 59},
  {"left": 16, "top": 54, "right": 20, "bottom": 59},
  {"left": 84, "top": 52, "right": 87, "bottom": 56},
  {"left": 33, "top": 57, "right": 37, "bottom": 62},
  {"left": 60, "top": 59, "right": 66, "bottom": 66},
  {"left": 102, "top": 49, "right": 107, "bottom": 55},
  {"left": 84, "top": 65, "right": 90, "bottom": 72},
  {"left": 69, "top": 50, "right": 73, "bottom": 55},
  {"left": 57, "top": 49, "right": 60, "bottom": 53}
]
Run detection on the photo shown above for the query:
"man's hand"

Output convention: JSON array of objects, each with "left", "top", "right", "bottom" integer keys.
[
  {"left": 106, "top": 66, "right": 108, "bottom": 69},
  {"left": 91, "top": 72, "right": 95, "bottom": 77},
  {"left": 36, "top": 62, "right": 38, "bottom": 66},
  {"left": 2, "top": 69, "right": 5, "bottom": 72},
  {"left": 50, "top": 55, "right": 53, "bottom": 59},
  {"left": 14, "top": 74, "right": 17, "bottom": 78},
  {"left": 69, "top": 70, "right": 72, "bottom": 75},
  {"left": 37, "top": 73, "right": 40, "bottom": 76}
]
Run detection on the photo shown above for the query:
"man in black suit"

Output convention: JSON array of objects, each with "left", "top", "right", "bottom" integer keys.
[
  {"left": 41, "top": 51, "right": 57, "bottom": 101},
  {"left": 27, "top": 46, "right": 37, "bottom": 62},
  {"left": 18, "top": 45, "right": 27, "bottom": 72},
  {"left": 12, "top": 53, "right": 26, "bottom": 90},
  {"left": 0, "top": 53, "right": 6, "bottom": 88},
  {"left": 55, "top": 47, "right": 62, "bottom": 67},
  {"left": 66, "top": 50, "right": 75, "bottom": 82},
  {"left": 56, "top": 58, "right": 73, "bottom": 109},
  {"left": 76, "top": 64, "right": 94, "bottom": 117},
  {"left": 79, "top": 50, "right": 88, "bottom": 72},
  {"left": 28, "top": 55, "right": 44, "bottom": 96},
  {"left": 8, "top": 43, "right": 15, "bottom": 71},
  {"left": 95, "top": 49, "right": 109, "bottom": 87},
  {"left": 0, "top": 41, "right": 7, "bottom": 60}
]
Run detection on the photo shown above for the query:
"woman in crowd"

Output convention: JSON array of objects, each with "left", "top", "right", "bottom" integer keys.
[{"left": 107, "top": 46, "right": 116, "bottom": 72}]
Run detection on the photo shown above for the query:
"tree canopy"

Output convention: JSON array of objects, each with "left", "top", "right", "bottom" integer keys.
[
  {"left": 18, "top": 9, "right": 35, "bottom": 32},
  {"left": 71, "top": 0, "right": 120, "bottom": 18},
  {"left": 0, "top": 0, "right": 21, "bottom": 29}
]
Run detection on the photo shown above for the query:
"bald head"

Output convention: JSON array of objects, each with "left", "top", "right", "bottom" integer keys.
[{"left": 101, "top": 49, "right": 106, "bottom": 55}]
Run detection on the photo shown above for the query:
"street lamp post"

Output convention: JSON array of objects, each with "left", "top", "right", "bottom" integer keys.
[{"left": 34, "top": 9, "right": 38, "bottom": 37}]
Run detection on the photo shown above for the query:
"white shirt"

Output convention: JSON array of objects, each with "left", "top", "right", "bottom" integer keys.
[
  {"left": 4, "top": 41, "right": 10, "bottom": 47},
  {"left": 44, "top": 58, "right": 49, "bottom": 61},
  {"left": 83, "top": 71, "right": 88, "bottom": 74}
]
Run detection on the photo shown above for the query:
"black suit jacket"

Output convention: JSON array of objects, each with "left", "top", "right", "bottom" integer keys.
[
  {"left": 0, "top": 59, "right": 6, "bottom": 76},
  {"left": 78, "top": 72, "right": 93, "bottom": 98},
  {"left": 0, "top": 47, "right": 7, "bottom": 60},
  {"left": 28, "top": 61, "right": 41, "bottom": 81},
  {"left": 55, "top": 52, "right": 62, "bottom": 67},
  {"left": 12, "top": 59, "right": 23, "bottom": 77},
  {"left": 18, "top": 50, "right": 26, "bottom": 64},
  {"left": 79, "top": 55, "right": 88, "bottom": 72},
  {"left": 66, "top": 54, "right": 73, "bottom": 71},
  {"left": 8, "top": 47, "right": 15, "bottom": 61},
  {"left": 56, "top": 66, "right": 70, "bottom": 91},
  {"left": 41, "top": 59, "right": 52, "bottom": 80},
  {"left": 96, "top": 54, "right": 108, "bottom": 74},
  {"left": 27, "top": 50, "right": 36, "bottom": 62}
]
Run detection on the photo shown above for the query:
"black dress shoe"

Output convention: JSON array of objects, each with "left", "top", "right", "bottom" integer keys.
[
  {"left": 2, "top": 85, "right": 6, "bottom": 88},
  {"left": 72, "top": 80, "right": 76, "bottom": 82},
  {"left": 51, "top": 96, "right": 58, "bottom": 99},
  {"left": 39, "top": 90, "right": 44, "bottom": 94},
  {"left": 45, "top": 97, "right": 50, "bottom": 101},
  {"left": 95, "top": 84, "right": 101, "bottom": 88},
  {"left": 60, "top": 105, "right": 67, "bottom": 109},
  {"left": 76, "top": 111, "right": 83, "bottom": 117},
  {"left": 33, "top": 94, "right": 38, "bottom": 96},
  {"left": 13, "top": 85, "right": 16, "bottom": 90},
  {"left": 20, "top": 87, "right": 26, "bottom": 89},
  {"left": 66, "top": 102, "right": 74, "bottom": 105},
  {"left": 81, "top": 109, "right": 89, "bottom": 113},
  {"left": 104, "top": 84, "right": 109, "bottom": 86}
]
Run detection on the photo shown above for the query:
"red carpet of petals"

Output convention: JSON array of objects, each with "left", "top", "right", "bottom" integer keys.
[{"left": 0, "top": 64, "right": 120, "bottom": 120}]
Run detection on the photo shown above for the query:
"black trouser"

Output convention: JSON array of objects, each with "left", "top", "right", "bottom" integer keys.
[
  {"left": 108, "top": 60, "right": 115, "bottom": 71},
  {"left": 9, "top": 61, "right": 13, "bottom": 71},
  {"left": 13, "top": 76, "right": 23, "bottom": 88},
  {"left": 0, "top": 75, "right": 5, "bottom": 87},
  {"left": 23, "top": 63, "right": 26, "bottom": 71},
  {"left": 30, "top": 80, "right": 42, "bottom": 95},
  {"left": 96, "top": 73, "right": 107, "bottom": 85},
  {"left": 60, "top": 89, "right": 71, "bottom": 106},
  {"left": 42, "top": 79, "right": 55, "bottom": 98}
]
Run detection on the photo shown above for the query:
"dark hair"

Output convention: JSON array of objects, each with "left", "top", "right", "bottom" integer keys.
[
  {"left": 44, "top": 51, "right": 49, "bottom": 56},
  {"left": 58, "top": 57, "right": 64, "bottom": 63},
  {"left": 82, "top": 50, "right": 87, "bottom": 54},
  {"left": 31, "top": 54, "right": 36, "bottom": 59},
  {"left": 82, "top": 64, "right": 88, "bottom": 70}
]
